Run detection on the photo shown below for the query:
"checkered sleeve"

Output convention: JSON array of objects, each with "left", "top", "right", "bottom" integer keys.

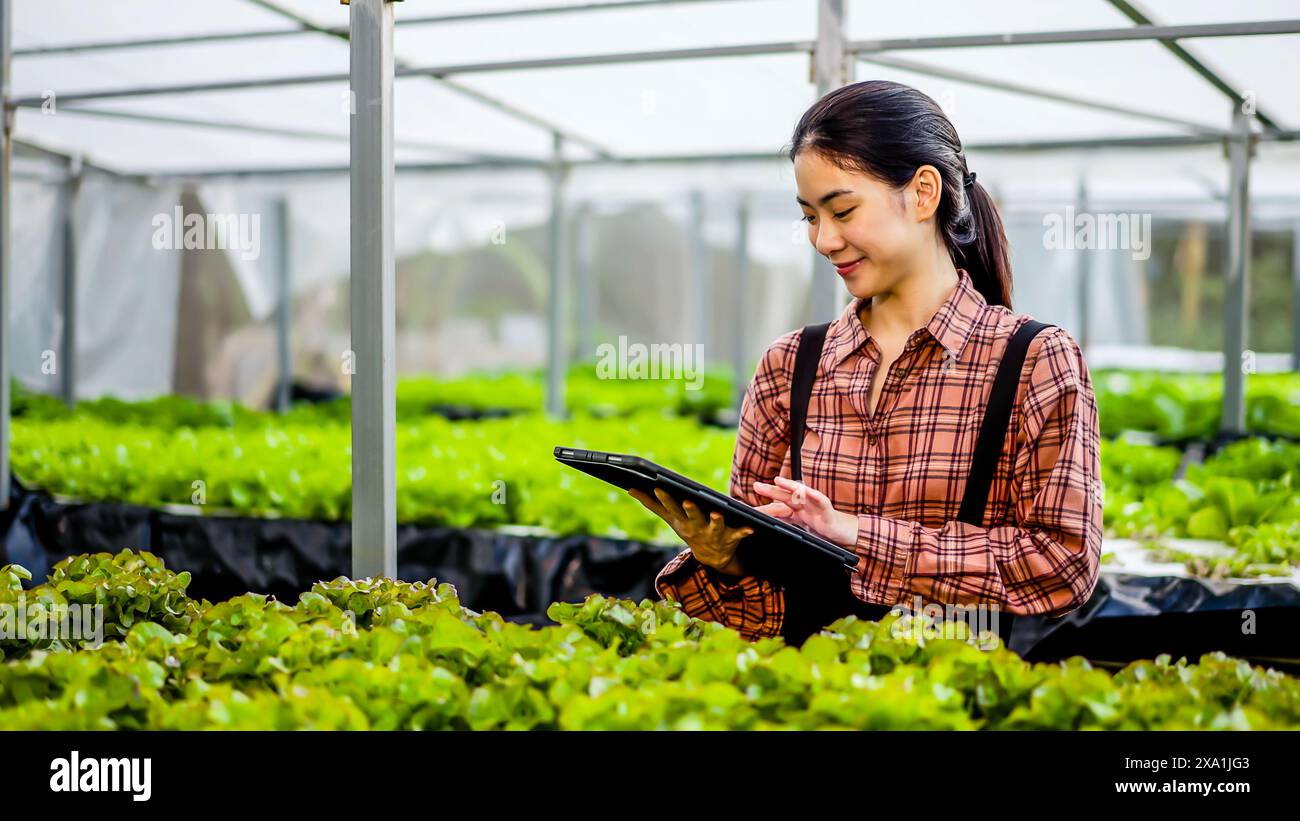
[
  {"left": 654, "top": 331, "right": 801, "bottom": 640},
  {"left": 849, "top": 327, "right": 1103, "bottom": 617}
]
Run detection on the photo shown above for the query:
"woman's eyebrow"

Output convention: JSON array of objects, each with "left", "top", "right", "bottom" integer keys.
[{"left": 795, "top": 188, "right": 855, "bottom": 207}]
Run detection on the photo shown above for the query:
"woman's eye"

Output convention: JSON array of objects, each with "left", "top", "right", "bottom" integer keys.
[
  {"left": 801, "top": 214, "right": 816, "bottom": 224},
  {"left": 834, "top": 208, "right": 855, "bottom": 220}
]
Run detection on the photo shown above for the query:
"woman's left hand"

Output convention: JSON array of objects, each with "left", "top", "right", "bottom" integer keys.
[{"left": 752, "top": 476, "right": 859, "bottom": 547}]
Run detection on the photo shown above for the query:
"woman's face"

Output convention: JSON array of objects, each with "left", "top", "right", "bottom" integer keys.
[{"left": 794, "top": 149, "right": 935, "bottom": 300}]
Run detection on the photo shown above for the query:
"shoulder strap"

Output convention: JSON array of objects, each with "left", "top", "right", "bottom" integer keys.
[
  {"left": 956, "top": 320, "right": 1054, "bottom": 527},
  {"left": 789, "top": 322, "right": 831, "bottom": 482}
]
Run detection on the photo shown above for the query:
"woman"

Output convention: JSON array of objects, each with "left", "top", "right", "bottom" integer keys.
[{"left": 630, "top": 80, "right": 1102, "bottom": 642}]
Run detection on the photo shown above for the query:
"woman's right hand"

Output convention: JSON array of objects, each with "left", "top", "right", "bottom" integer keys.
[{"left": 628, "top": 487, "right": 755, "bottom": 576}]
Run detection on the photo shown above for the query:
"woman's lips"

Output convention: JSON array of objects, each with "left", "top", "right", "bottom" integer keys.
[{"left": 835, "top": 258, "right": 864, "bottom": 276}]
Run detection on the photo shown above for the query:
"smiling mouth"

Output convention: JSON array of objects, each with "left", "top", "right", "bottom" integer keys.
[{"left": 834, "top": 258, "right": 865, "bottom": 275}]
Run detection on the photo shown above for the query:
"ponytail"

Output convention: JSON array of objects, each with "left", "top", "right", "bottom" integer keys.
[{"left": 959, "top": 178, "right": 1013, "bottom": 309}]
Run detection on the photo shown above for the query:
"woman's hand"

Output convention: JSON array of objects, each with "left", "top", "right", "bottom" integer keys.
[
  {"left": 628, "top": 487, "right": 754, "bottom": 576},
  {"left": 753, "top": 476, "right": 859, "bottom": 547}
]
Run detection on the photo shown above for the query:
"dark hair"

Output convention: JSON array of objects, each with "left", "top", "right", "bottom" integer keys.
[{"left": 785, "top": 80, "right": 1013, "bottom": 308}]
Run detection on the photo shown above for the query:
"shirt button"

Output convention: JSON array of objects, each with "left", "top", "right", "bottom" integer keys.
[{"left": 867, "top": 433, "right": 879, "bottom": 445}]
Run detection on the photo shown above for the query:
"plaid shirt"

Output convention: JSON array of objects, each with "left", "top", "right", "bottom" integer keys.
[{"left": 655, "top": 269, "right": 1103, "bottom": 640}]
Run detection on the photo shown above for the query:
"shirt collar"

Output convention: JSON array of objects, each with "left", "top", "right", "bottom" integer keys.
[{"left": 824, "top": 268, "right": 987, "bottom": 368}]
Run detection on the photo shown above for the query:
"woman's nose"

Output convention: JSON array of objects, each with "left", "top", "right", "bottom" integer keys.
[{"left": 814, "top": 223, "right": 844, "bottom": 256}]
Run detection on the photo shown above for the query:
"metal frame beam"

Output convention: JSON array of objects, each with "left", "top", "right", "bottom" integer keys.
[
  {"left": 53, "top": 105, "right": 531, "bottom": 164},
  {"left": 16, "top": 0, "right": 749, "bottom": 56},
  {"left": 846, "top": 19, "right": 1300, "bottom": 53},
  {"left": 689, "top": 189, "right": 711, "bottom": 362},
  {"left": 349, "top": 0, "right": 397, "bottom": 580},
  {"left": 573, "top": 201, "right": 594, "bottom": 365},
  {"left": 545, "top": 131, "right": 569, "bottom": 418},
  {"left": 273, "top": 196, "right": 292, "bottom": 413},
  {"left": 855, "top": 52, "right": 1224, "bottom": 137},
  {"left": 59, "top": 155, "right": 81, "bottom": 406},
  {"left": 0, "top": 0, "right": 10, "bottom": 510},
  {"left": 807, "top": 0, "right": 848, "bottom": 325},
  {"left": 250, "top": 0, "right": 617, "bottom": 161},
  {"left": 13, "top": 137, "right": 141, "bottom": 182},
  {"left": 1293, "top": 220, "right": 1300, "bottom": 372},
  {"left": 11, "top": 40, "right": 817, "bottom": 108},
  {"left": 1221, "top": 105, "right": 1254, "bottom": 435},
  {"left": 732, "top": 192, "right": 751, "bottom": 412},
  {"left": 1106, "top": 0, "right": 1284, "bottom": 133},
  {"left": 133, "top": 127, "right": 1300, "bottom": 180}
]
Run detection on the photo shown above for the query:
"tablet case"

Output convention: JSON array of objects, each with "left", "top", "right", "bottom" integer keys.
[{"left": 552, "top": 448, "right": 859, "bottom": 587}]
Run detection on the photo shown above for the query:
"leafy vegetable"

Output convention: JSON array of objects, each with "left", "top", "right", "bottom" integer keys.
[{"left": 1, "top": 552, "right": 1298, "bottom": 730}]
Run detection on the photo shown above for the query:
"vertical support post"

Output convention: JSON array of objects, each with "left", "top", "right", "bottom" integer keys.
[
  {"left": 274, "top": 197, "right": 292, "bottom": 412},
  {"left": 545, "top": 130, "right": 568, "bottom": 418},
  {"left": 1221, "top": 105, "right": 1253, "bottom": 436},
  {"left": 0, "top": 0, "right": 11, "bottom": 511},
  {"left": 689, "top": 190, "right": 712, "bottom": 362},
  {"left": 573, "top": 201, "right": 593, "bottom": 364},
  {"left": 1074, "top": 177, "right": 1090, "bottom": 354},
  {"left": 732, "top": 193, "right": 750, "bottom": 412},
  {"left": 808, "top": 0, "right": 849, "bottom": 324},
  {"left": 1292, "top": 221, "right": 1300, "bottom": 371},
  {"left": 349, "top": 0, "right": 397, "bottom": 579},
  {"left": 60, "top": 156, "right": 82, "bottom": 407}
]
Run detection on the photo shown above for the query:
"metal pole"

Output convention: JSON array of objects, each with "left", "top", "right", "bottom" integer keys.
[
  {"left": 545, "top": 131, "right": 568, "bottom": 417},
  {"left": 349, "top": 0, "right": 397, "bottom": 580},
  {"left": 60, "top": 156, "right": 82, "bottom": 407},
  {"left": 0, "top": 0, "right": 11, "bottom": 511},
  {"left": 808, "top": 0, "right": 848, "bottom": 324},
  {"left": 1075, "top": 178, "right": 1091, "bottom": 354},
  {"left": 18, "top": 0, "right": 755, "bottom": 55},
  {"left": 689, "top": 190, "right": 711, "bottom": 361},
  {"left": 1293, "top": 221, "right": 1300, "bottom": 371},
  {"left": 143, "top": 130, "right": 1300, "bottom": 180},
  {"left": 274, "top": 197, "right": 292, "bottom": 413},
  {"left": 732, "top": 193, "right": 750, "bottom": 411},
  {"left": 573, "top": 202, "right": 593, "bottom": 364},
  {"left": 1222, "top": 105, "right": 1254, "bottom": 436}
]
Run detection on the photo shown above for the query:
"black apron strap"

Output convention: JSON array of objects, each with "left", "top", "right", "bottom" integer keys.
[
  {"left": 781, "top": 323, "right": 886, "bottom": 645},
  {"left": 955, "top": 318, "right": 1054, "bottom": 650},
  {"left": 957, "top": 319, "right": 1053, "bottom": 527},
  {"left": 788, "top": 322, "right": 830, "bottom": 483},
  {"left": 778, "top": 317, "right": 1054, "bottom": 649}
]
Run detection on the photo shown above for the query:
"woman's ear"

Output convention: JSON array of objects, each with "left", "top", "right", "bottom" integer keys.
[{"left": 909, "top": 165, "right": 943, "bottom": 222}]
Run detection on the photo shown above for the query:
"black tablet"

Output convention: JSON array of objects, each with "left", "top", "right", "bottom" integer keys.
[{"left": 554, "top": 446, "right": 858, "bottom": 587}]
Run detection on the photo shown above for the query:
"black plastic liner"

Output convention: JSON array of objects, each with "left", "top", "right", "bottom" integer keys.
[
  {"left": 2, "top": 480, "right": 670, "bottom": 618},
  {"left": 4, "top": 480, "right": 1298, "bottom": 669},
  {"left": 1014, "top": 575, "right": 1300, "bottom": 671}
]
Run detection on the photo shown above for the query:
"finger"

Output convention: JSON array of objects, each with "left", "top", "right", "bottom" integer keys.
[
  {"left": 680, "top": 498, "right": 708, "bottom": 527},
  {"left": 753, "top": 501, "right": 793, "bottom": 518},
  {"left": 653, "top": 487, "right": 686, "bottom": 521},
  {"left": 705, "top": 510, "right": 725, "bottom": 538},
  {"left": 723, "top": 525, "right": 755, "bottom": 547},
  {"left": 773, "top": 476, "right": 824, "bottom": 510},
  {"left": 628, "top": 488, "right": 669, "bottom": 519},
  {"left": 752, "top": 480, "right": 793, "bottom": 503}
]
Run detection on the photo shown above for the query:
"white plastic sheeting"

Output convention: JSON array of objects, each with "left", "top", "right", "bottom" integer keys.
[
  {"left": 6, "top": 1, "right": 1300, "bottom": 401},
  {"left": 66, "top": 174, "right": 184, "bottom": 399}
]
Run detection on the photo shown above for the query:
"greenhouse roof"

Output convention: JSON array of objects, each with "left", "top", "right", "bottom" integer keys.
[{"left": 8, "top": 0, "right": 1300, "bottom": 176}]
